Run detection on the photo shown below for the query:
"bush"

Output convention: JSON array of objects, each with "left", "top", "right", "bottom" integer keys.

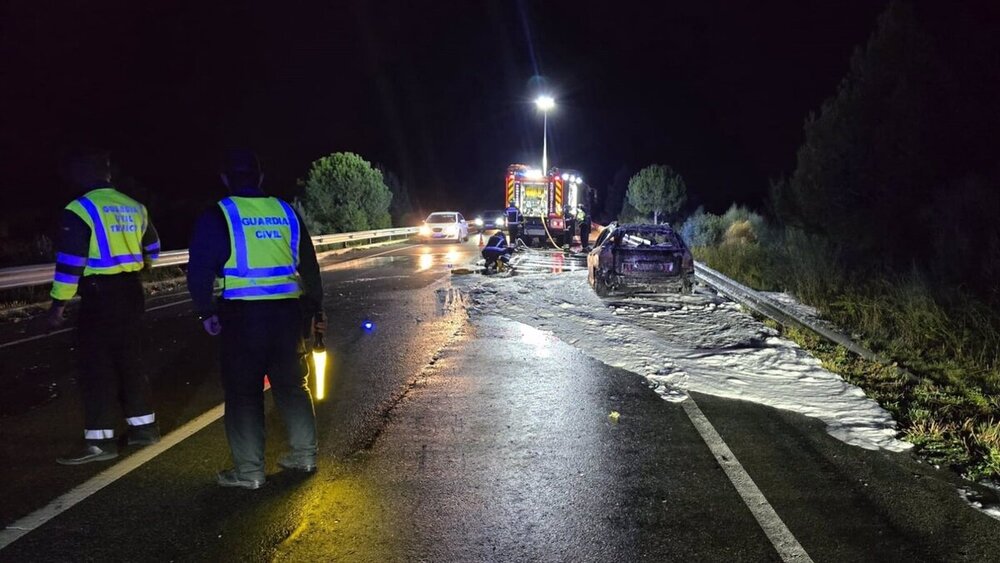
[
  {"left": 723, "top": 220, "right": 756, "bottom": 245},
  {"left": 679, "top": 207, "right": 724, "bottom": 248}
]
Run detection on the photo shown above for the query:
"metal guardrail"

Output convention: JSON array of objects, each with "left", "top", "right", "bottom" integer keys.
[
  {"left": 694, "top": 261, "right": 897, "bottom": 367},
  {"left": 0, "top": 227, "right": 418, "bottom": 291}
]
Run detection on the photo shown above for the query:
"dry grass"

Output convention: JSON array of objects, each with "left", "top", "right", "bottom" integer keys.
[{"left": 693, "top": 219, "right": 1000, "bottom": 480}]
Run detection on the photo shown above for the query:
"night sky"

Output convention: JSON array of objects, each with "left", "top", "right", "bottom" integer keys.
[{"left": 0, "top": 0, "right": 930, "bottom": 246}]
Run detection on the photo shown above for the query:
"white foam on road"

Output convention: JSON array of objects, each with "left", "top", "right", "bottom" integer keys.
[{"left": 455, "top": 269, "right": 910, "bottom": 452}]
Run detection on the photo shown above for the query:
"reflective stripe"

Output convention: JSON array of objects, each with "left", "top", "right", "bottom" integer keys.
[
  {"left": 77, "top": 197, "right": 113, "bottom": 263},
  {"left": 126, "top": 413, "right": 155, "bottom": 426},
  {"left": 220, "top": 198, "right": 250, "bottom": 276},
  {"left": 84, "top": 429, "right": 114, "bottom": 440},
  {"left": 145, "top": 243, "right": 160, "bottom": 260},
  {"left": 54, "top": 272, "right": 80, "bottom": 284},
  {"left": 222, "top": 265, "right": 296, "bottom": 277},
  {"left": 223, "top": 283, "right": 301, "bottom": 299},
  {"left": 277, "top": 199, "right": 300, "bottom": 267},
  {"left": 56, "top": 252, "right": 87, "bottom": 267},
  {"left": 88, "top": 254, "right": 144, "bottom": 268}
]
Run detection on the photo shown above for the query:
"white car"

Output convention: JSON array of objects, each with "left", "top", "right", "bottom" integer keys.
[{"left": 419, "top": 212, "right": 469, "bottom": 242}]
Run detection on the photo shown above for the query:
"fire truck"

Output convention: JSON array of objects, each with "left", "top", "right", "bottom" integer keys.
[{"left": 504, "top": 164, "right": 589, "bottom": 246}]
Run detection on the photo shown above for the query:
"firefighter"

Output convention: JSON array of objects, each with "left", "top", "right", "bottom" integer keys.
[
  {"left": 481, "top": 228, "right": 511, "bottom": 272},
  {"left": 577, "top": 205, "right": 592, "bottom": 250},
  {"left": 47, "top": 150, "right": 161, "bottom": 465},
  {"left": 187, "top": 149, "right": 325, "bottom": 489},
  {"left": 504, "top": 201, "right": 522, "bottom": 243}
]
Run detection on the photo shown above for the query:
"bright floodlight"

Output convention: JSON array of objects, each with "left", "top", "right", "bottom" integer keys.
[{"left": 535, "top": 95, "right": 555, "bottom": 111}]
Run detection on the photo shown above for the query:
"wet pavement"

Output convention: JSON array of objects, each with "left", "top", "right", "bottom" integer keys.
[{"left": 2, "top": 240, "right": 999, "bottom": 562}]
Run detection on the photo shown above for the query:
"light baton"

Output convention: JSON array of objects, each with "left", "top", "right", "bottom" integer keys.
[{"left": 312, "top": 312, "right": 327, "bottom": 400}]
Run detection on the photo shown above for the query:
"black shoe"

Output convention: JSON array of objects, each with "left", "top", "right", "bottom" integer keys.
[
  {"left": 216, "top": 469, "right": 265, "bottom": 489},
  {"left": 127, "top": 423, "right": 160, "bottom": 446},
  {"left": 278, "top": 454, "right": 317, "bottom": 473},
  {"left": 57, "top": 441, "right": 119, "bottom": 465}
]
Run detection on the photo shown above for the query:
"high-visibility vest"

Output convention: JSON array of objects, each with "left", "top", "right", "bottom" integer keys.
[
  {"left": 505, "top": 207, "right": 520, "bottom": 224},
  {"left": 64, "top": 188, "right": 148, "bottom": 276},
  {"left": 218, "top": 196, "right": 302, "bottom": 301}
]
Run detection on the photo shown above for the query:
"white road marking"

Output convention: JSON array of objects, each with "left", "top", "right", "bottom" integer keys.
[
  {"left": 0, "top": 328, "right": 74, "bottom": 350},
  {"left": 682, "top": 398, "right": 814, "bottom": 562},
  {"left": 0, "top": 242, "right": 432, "bottom": 547},
  {"left": 0, "top": 298, "right": 194, "bottom": 350},
  {"left": 0, "top": 402, "right": 226, "bottom": 551}
]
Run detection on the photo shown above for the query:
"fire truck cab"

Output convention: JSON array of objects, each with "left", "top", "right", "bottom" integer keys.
[{"left": 504, "top": 164, "right": 588, "bottom": 247}]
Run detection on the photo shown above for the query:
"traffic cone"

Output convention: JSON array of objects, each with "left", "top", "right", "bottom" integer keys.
[{"left": 478, "top": 232, "right": 485, "bottom": 248}]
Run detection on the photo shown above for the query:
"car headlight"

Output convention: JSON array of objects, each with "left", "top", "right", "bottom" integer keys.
[
  {"left": 495, "top": 218, "right": 505, "bottom": 227},
  {"left": 474, "top": 217, "right": 484, "bottom": 227},
  {"left": 419, "top": 225, "right": 431, "bottom": 236},
  {"left": 444, "top": 225, "right": 458, "bottom": 234}
]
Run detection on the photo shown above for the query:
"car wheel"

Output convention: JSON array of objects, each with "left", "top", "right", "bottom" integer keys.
[
  {"left": 594, "top": 273, "right": 610, "bottom": 297},
  {"left": 681, "top": 274, "right": 693, "bottom": 294}
]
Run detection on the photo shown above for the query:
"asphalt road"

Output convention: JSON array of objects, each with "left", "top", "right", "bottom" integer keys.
[{"left": 1, "top": 238, "right": 999, "bottom": 562}]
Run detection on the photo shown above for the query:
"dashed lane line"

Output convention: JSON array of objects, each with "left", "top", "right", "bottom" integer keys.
[
  {"left": 682, "top": 398, "right": 814, "bottom": 562},
  {"left": 0, "top": 297, "right": 194, "bottom": 350},
  {"left": 0, "top": 402, "right": 226, "bottom": 551}
]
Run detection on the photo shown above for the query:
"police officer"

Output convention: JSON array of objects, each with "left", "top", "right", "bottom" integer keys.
[
  {"left": 504, "top": 201, "right": 522, "bottom": 243},
  {"left": 48, "top": 150, "right": 161, "bottom": 465},
  {"left": 187, "top": 149, "right": 324, "bottom": 489}
]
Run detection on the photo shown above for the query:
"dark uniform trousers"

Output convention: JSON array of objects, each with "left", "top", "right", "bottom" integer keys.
[
  {"left": 219, "top": 298, "right": 317, "bottom": 480},
  {"left": 77, "top": 272, "right": 153, "bottom": 433}
]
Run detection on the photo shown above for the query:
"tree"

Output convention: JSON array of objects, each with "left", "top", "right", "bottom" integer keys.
[
  {"left": 376, "top": 164, "right": 414, "bottom": 226},
  {"left": 297, "top": 152, "right": 392, "bottom": 234},
  {"left": 626, "top": 164, "right": 687, "bottom": 224},
  {"left": 777, "top": 2, "right": 948, "bottom": 270}
]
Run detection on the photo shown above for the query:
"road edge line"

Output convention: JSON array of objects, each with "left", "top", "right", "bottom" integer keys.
[
  {"left": 682, "top": 398, "right": 814, "bottom": 563},
  {"left": 0, "top": 402, "right": 225, "bottom": 551}
]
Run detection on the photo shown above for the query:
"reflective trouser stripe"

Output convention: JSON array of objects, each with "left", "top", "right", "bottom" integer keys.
[
  {"left": 84, "top": 429, "right": 115, "bottom": 440},
  {"left": 126, "top": 413, "right": 156, "bottom": 426}
]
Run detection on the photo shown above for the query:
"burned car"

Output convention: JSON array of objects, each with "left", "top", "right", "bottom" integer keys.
[{"left": 587, "top": 223, "right": 694, "bottom": 296}]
